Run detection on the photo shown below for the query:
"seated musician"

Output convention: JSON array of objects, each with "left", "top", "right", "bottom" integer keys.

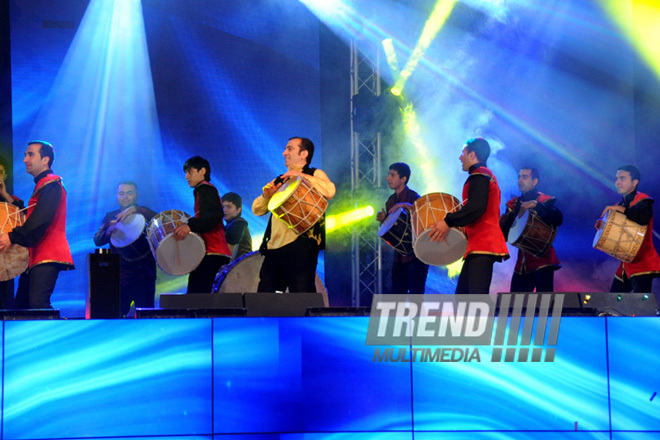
[
  {"left": 597, "top": 164, "right": 660, "bottom": 293},
  {"left": 500, "top": 167, "right": 562, "bottom": 292},
  {"left": 93, "top": 181, "right": 157, "bottom": 316},
  {"left": 221, "top": 191, "right": 252, "bottom": 261},
  {"left": 0, "top": 156, "right": 25, "bottom": 309},
  {"left": 252, "top": 137, "right": 335, "bottom": 293},
  {"left": 376, "top": 162, "right": 428, "bottom": 294},
  {"left": 173, "top": 156, "right": 231, "bottom": 293}
]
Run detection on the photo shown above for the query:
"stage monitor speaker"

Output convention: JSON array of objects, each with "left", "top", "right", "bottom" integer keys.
[
  {"left": 136, "top": 308, "right": 246, "bottom": 319},
  {"left": 244, "top": 292, "right": 326, "bottom": 317},
  {"left": 160, "top": 293, "right": 244, "bottom": 310},
  {"left": 578, "top": 292, "right": 659, "bottom": 317},
  {"left": 306, "top": 307, "right": 372, "bottom": 317},
  {"left": 0, "top": 309, "right": 60, "bottom": 320},
  {"left": 88, "top": 251, "right": 121, "bottom": 319}
]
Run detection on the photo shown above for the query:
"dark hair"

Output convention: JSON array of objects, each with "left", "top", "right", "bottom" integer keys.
[
  {"left": 389, "top": 162, "right": 411, "bottom": 184},
  {"left": 617, "top": 164, "right": 641, "bottom": 184},
  {"left": 183, "top": 156, "right": 211, "bottom": 181},
  {"left": 117, "top": 180, "right": 138, "bottom": 192},
  {"left": 465, "top": 137, "right": 490, "bottom": 163},
  {"left": 28, "top": 140, "right": 54, "bottom": 168},
  {"left": 290, "top": 137, "right": 315, "bottom": 165},
  {"left": 0, "top": 155, "right": 8, "bottom": 173},
  {"left": 221, "top": 192, "right": 242, "bottom": 211},
  {"left": 520, "top": 167, "right": 539, "bottom": 181}
]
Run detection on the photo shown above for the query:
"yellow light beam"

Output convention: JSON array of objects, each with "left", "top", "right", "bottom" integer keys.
[{"left": 326, "top": 206, "right": 375, "bottom": 232}]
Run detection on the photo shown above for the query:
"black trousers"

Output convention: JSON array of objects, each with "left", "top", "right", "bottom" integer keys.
[
  {"left": 610, "top": 273, "right": 655, "bottom": 293},
  {"left": 455, "top": 254, "right": 498, "bottom": 294},
  {"left": 510, "top": 266, "right": 556, "bottom": 292},
  {"left": 187, "top": 255, "right": 230, "bottom": 293},
  {"left": 15, "top": 264, "right": 62, "bottom": 309},
  {"left": 392, "top": 257, "right": 429, "bottom": 295},
  {"left": 258, "top": 237, "right": 319, "bottom": 293},
  {"left": 0, "top": 279, "right": 15, "bottom": 309}
]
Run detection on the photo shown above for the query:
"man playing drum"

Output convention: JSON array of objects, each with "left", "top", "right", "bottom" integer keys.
[
  {"left": 222, "top": 192, "right": 252, "bottom": 261},
  {"left": 376, "top": 162, "right": 428, "bottom": 294},
  {"left": 94, "top": 181, "right": 157, "bottom": 316},
  {"left": 0, "top": 156, "right": 24, "bottom": 309},
  {"left": 500, "top": 167, "right": 562, "bottom": 292},
  {"left": 173, "top": 156, "right": 231, "bottom": 293},
  {"left": 252, "top": 137, "right": 335, "bottom": 293},
  {"left": 428, "top": 138, "right": 509, "bottom": 294},
  {"left": 0, "top": 141, "right": 75, "bottom": 309},
  {"left": 597, "top": 164, "right": 660, "bottom": 293}
]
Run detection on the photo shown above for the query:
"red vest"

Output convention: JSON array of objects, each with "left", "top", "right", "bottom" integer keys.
[
  {"left": 506, "top": 192, "right": 561, "bottom": 273},
  {"left": 462, "top": 167, "right": 509, "bottom": 259},
  {"left": 195, "top": 182, "right": 231, "bottom": 256},
  {"left": 27, "top": 174, "right": 74, "bottom": 268},
  {"left": 616, "top": 192, "right": 660, "bottom": 279}
]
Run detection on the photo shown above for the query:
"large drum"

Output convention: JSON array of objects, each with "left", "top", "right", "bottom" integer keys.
[
  {"left": 412, "top": 193, "right": 467, "bottom": 266},
  {"left": 268, "top": 176, "right": 328, "bottom": 235},
  {"left": 0, "top": 202, "right": 28, "bottom": 281},
  {"left": 212, "top": 251, "right": 328, "bottom": 306},
  {"left": 508, "top": 209, "right": 557, "bottom": 258},
  {"left": 146, "top": 210, "right": 206, "bottom": 276},
  {"left": 110, "top": 213, "right": 151, "bottom": 261},
  {"left": 593, "top": 210, "right": 646, "bottom": 263},
  {"left": 378, "top": 206, "right": 414, "bottom": 255}
]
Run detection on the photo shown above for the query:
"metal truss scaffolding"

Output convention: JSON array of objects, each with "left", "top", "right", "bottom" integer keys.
[{"left": 350, "top": 40, "right": 382, "bottom": 306}]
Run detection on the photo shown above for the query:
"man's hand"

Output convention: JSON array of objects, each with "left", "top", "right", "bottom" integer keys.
[
  {"left": 173, "top": 224, "right": 191, "bottom": 241},
  {"left": 601, "top": 205, "right": 624, "bottom": 219},
  {"left": 115, "top": 206, "right": 136, "bottom": 223},
  {"left": 262, "top": 180, "right": 283, "bottom": 199},
  {"left": 428, "top": 219, "right": 450, "bottom": 243},
  {"left": 519, "top": 200, "right": 537, "bottom": 217},
  {"left": 0, "top": 233, "right": 12, "bottom": 254},
  {"left": 376, "top": 208, "right": 387, "bottom": 223}
]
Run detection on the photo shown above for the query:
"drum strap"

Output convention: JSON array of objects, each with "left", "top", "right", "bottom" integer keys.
[{"left": 259, "top": 215, "right": 273, "bottom": 255}]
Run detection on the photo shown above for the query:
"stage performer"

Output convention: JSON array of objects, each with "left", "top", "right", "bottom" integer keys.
[
  {"left": 597, "top": 164, "right": 660, "bottom": 293},
  {"left": 0, "top": 140, "right": 74, "bottom": 309},
  {"left": 221, "top": 192, "right": 252, "bottom": 261},
  {"left": 0, "top": 156, "right": 25, "bottom": 309},
  {"left": 173, "top": 156, "right": 231, "bottom": 293},
  {"left": 500, "top": 167, "right": 562, "bottom": 292},
  {"left": 252, "top": 137, "right": 335, "bottom": 292},
  {"left": 428, "top": 137, "right": 509, "bottom": 294},
  {"left": 94, "top": 181, "right": 157, "bottom": 316},
  {"left": 376, "top": 162, "right": 428, "bottom": 294}
]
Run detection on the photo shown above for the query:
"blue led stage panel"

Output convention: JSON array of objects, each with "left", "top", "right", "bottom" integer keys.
[
  {"left": 215, "top": 434, "right": 412, "bottom": 440},
  {"left": 3, "top": 319, "right": 213, "bottom": 439},
  {"left": 607, "top": 317, "right": 660, "bottom": 431},
  {"left": 611, "top": 433, "right": 660, "bottom": 440},
  {"left": 415, "top": 433, "right": 610, "bottom": 439},
  {"left": 411, "top": 317, "right": 609, "bottom": 431},
  {"left": 213, "top": 317, "right": 413, "bottom": 434}
]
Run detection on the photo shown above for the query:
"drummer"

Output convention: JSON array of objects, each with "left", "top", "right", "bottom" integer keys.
[
  {"left": 500, "top": 167, "right": 562, "bottom": 292},
  {"left": 597, "top": 164, "right": 660, "bottom": 293},
  {"left": 252, "top": 137, "right": 335, "bottom": 293},
  {"left": 428, "top": 138, "right": 508, "bottom": 294},
  {"left": 376, "top": 162, "right": 428, "bottom": 294},
  {"left": 0, "top": 156, "right": 24, "bottom": 309},
  {"left": 173, "top": 156, "right": 231, "bottom": 293},
  {"left": 0, "top": 140, "right": 75, "bottom": 309},
  {"left": 93, "top": 181, "right": 157, "bottom": 316},
  {"left": 221, "top": 192, "right": 252, "bottom": 261}
]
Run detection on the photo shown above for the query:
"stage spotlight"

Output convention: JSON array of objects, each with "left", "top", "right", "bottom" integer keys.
[
  {"left": 390, "top": 87, "right": 402, "bottom": 96},
  {"left": 326, "top": 206, "right": 375, "bottom": 232}
]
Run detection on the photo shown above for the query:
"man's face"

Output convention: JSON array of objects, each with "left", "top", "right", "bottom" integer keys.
[
  {"left": 615, "top": 170, "right": 638, "bottom": 196},
  {"left": 117, "top": 184, "right": 138, "bottom": 210},
  {"left": 518, "top": 169, "right": 538, "bottom": 193},
  {"left": 185, "top": 167, "right": 206, "bottom": 188},
  {"left": 283, "top": 138, "right": 308, "bottom": 170},
  {"left": 386, "top": 169, "right": 406, "bottom": 191},
  {"left": 24, "top": 143, "right": 49, "bottom": 177},
  {"left": 223, "top": 201, "right": 241, "bottom": 221},
  {"left": 459, "top": 147, "right": 477, "bottom": 172}
]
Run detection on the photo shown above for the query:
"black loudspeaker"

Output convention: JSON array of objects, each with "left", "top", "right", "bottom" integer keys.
[
  {"left": 159, "top": 293, "right": 244, "bottom": 310},
  {"left": 135, "top": 308, "right": 246, "bottom": 318},
  {"left": 577, "top": 292, "right": 659, "bottom": 316},
  {"left": 306, "top": 307, "right": 372, "bottom": 316},
  {"left": 0, "top": 309, "right": 60, "bottom": 320},
  {"left": 87, "top": 251, "right": 121, "bottom": 319},
  {"left": 244, "top": 292, "right": 326, "bottom": 317}
]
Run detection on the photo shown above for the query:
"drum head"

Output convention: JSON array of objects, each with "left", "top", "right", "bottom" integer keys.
[
  {"left": 413, "top": 228, "right": 467, "bottom": 266},
  {"left": 378, "top": 206, "right": 406, "bottom": 237},
  {"left": 111, "top": 213, "right": 146, "bottom": 248},
  {"left": 267, "top": 177, "right": 301, "bottom": 211},
  {"left": 0, "top": 244, "right": 29, "bottom": 281},
  {"left": 155, "top": 233, "right": 206, "bottom": 276},
  {"left": 507, "top": 209, "right": 529, "bottom": 243}
]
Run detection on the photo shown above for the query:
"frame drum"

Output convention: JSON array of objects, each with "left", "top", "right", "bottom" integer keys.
[{"left": 146, "top": 210, "right": 206, "bottom": 276}]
